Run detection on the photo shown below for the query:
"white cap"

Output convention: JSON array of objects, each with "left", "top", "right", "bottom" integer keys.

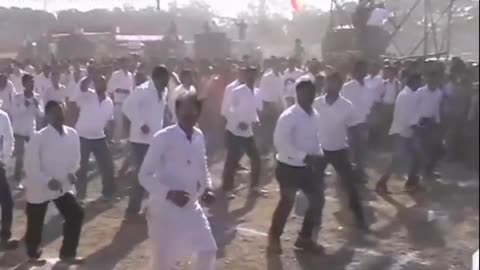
[{"left": 295, "top": 74, "right": 315, "bottom": 88}]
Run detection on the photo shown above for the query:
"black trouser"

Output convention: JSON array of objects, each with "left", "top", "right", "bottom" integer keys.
[
  {"left": 258, "top": 102, "right": 279, "bottom": 155},
  {"left": 76, "top": 137, "right": 115, "bottom": 198},
  {"left": 269, "top": 162, "right": 325, "bottom": 240},
  {"left": 222, "top": 131, "right": 261, "bottom": 192},
  {"left": 0, "top": 167, "right": 13, "bottom": 242},
  {"left": 25, "top": 193, "right": 84, "bottom": 258},
  {"left": 416, "top": 120, "right": 445, "bottom": 176},
  {"left": 317, "top": 149, "right": 366, "bottom": 226},
  {"left": 13, "top": 134, "right": 29, "bottom": 182},
  {"left": 126, "top": 142, "right": 149, "bottom": 215}
]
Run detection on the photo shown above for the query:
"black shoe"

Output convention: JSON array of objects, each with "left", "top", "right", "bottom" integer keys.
[
  {"left": 28, "top": 249, "right": 44, "bottom": 263},
  {"left": 294, "top": 237, "right": 325, "bottom": 254},
  {"left": 59, "top": 256, "right": 85, "bottom": 265},
  {"left": 0, "top": 239, "right": 19, "bottom": 250}
]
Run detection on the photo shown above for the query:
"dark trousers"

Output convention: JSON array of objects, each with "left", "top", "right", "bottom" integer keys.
[
  {"left": 76, "top": 137, "right": 115, "bottom": 198},
  {"left": 222, "top": 131, "right": 261, "bottom": 192},
  {"left": 25, "top": 193, "right": 84, "bottom": 258},
  {"left": 416, "top": 120, "right": 445, "bottom": 176},
  {"left": 317, "top": 149, "right": 366, "bottom": 226},
  {"left": 13, "top": 134, "right": 29, "bottom": 182},
  {"left": 0, "top": 167, "right": 13, "bottom": 242},
  {"left": 126, "top": 142, "right": 149, "bottom": 215},
  {"left": 258, "top": 102, "right": 279, "bottom": 155},
  {"left": 347, "top": 123, "right": 369, "bottom": 175},
  {"left": 269, "top": 162, "right": 325, "bottom": 240}
]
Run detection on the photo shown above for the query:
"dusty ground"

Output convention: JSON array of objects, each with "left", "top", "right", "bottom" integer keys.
[{"left": 0, "top": 150, "right": 478, "bottom": 270}]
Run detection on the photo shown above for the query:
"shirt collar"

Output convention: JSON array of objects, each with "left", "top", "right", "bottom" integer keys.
[
  {"left": 292, "top": 104, "right": 316, "bottom": 118},
  {"left": 172, "top": 124, "right": 199, "bottom": 142}
]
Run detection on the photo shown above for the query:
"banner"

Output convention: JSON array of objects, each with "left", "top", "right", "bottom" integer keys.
[{"left": 291, "top": 0, "right": 303, "bottom": 12}]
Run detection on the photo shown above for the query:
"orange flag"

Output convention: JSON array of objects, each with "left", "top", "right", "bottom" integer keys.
[{"left": 291, "top": 0, "right": 304, "bottom": 12}]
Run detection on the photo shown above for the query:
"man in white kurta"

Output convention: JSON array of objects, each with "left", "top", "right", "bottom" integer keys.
[{"left": 139, "top": 92, "right": 217, "bottom": 270}]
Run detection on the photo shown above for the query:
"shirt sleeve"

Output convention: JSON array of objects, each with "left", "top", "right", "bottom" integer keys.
[
  {"left": 24, "top": 132, "right": 51, "bottom": 185},
  {"left": 198, "top": 132, "right": 212, "bottom": 195},
  {"left": 138, "top": 132, "right": 171, "bottom": 200},
  {"left": 107, "top": 73, "right": 117, "bottom": 94},
  {"left": 68, "top": 130, "right": 81, "bottom": 174},
  {"left": 273, "top": 114, "right": 307, "bottom": 161},
  {"left": 122, "top": 88, "right": 143, "bottom": 125},
  {"left": 0, "top": 113, "right": 14, "bottom": 165}
]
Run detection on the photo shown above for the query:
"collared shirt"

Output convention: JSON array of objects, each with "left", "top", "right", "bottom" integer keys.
[
  {"left": 274, "top": 104, "right": 322, "bottom": 167},
  {"left": 0, "top": 109, "right": 14, "bottom": 165},
  {"left": 122, "top": 80, "right": 169, "bottom": 145},
  {"left": 107, "top": 69, "right": 134, "bottom": 104},
  {"left": 258, "top": 70, "right": 284, "bottom": 104},
  {"left": 365, "top": 74, "right": 385, "bottom": 103},
  {"left": 389, "top": 86, "right": 419, "bottom": 138},
  {"left": 341, "top": 79, "right": 375, "bottom": 126},
  {"left": 221, "top": 80, "right": 239, "bottom": 117},
  {"left": 24, "top": 125, "right": 80, "bottom": 204},
  {"left": 283, "top": 68, "right": 304, "bottom": 99},
  {"left": 314, "top": 95, "right": 354, "bottom": 151},
  {"left": 75, "top": 89, "right": 114, "bottom": 139},
  {"left": 43, "top": 84, "right": 67, "bottom": 104},
  {"left": 0, "top": 80, "right": 16, "bottom": 113},
  {"left": 414, "top": 85, "right": 444, "bottom": 124},
  {"left": 34, "top": 73, "right": 51, "bottom": 96},
  {"left": 225, "top": 84, "right": 260, "bottom": 138},
  {"left": 383, "top": 79, "right": 401, "bottom": 104},
  {"left": 139, "top": 124, "right": 212, "bottom": 208},
  {"left": 10, "top": 92, "right": 43, "bottom": 137}
]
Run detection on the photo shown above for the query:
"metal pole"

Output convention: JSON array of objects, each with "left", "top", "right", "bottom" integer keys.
[
  {"left": 446, "top": 0, "right": 455, "bottom": 58},
  {"left": 156, "top": 0, "right": 160, "bottom": 11},
  {"left": 424, "top": 0, "right": 429, "bottom": 56}
]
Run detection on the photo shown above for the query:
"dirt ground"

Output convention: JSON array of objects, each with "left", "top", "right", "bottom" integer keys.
[{"left": 0, "top": 151, "right": 478, "bottom": 270}]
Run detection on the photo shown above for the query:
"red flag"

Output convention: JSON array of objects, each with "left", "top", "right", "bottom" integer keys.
[{"left": 291, "top": 0, "right": 303, "bottom": 12}]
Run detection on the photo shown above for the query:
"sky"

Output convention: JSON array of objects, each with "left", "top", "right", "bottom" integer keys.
[{"left": 0, "top": 0, "right": 331, "bottom": 17}]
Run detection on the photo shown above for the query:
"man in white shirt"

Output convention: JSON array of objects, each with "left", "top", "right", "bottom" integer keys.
[
  {"left": 220, "top": 68, "right": 244, "bottom": 119},
  {"left": 0, "top": 106, "right": 17, "bottom": 250},
  {"left": 122, "top": 65, "right": 171, "bottom": 218},
  {"left": 222, "top": 67, "right": 266, "bottom": 199},
  {"left": 9, "top": 64, "right": 24, "bottom": 95},
  {"left": 380, "top": 65, "right": 401, "bottom": 145},
  {"left": 0, "top": 74, "right": 16, "bottom": 114},
  {"left": 366, "top": 3, "right": 395, "bottom": 32},
  {"left": 10, "top": 74, "right": 43, "bottom": 189},
  {"left": 376, "top": 73, "right": 423, "bottom": 194},
  {"left": 414, "top": 69, "right": 445, "bottom": 179},
  {"left": 365, "top": 62, "right": 386, "bottom": 147},
  {"left": 24, "top": 100, "right": 84, "bottom": 264},
  {"left": 65, "top": 64, "right": 84, "bottom": 127},
  {"left": 43, "top": 69, "right": 67, "bottom": 105},
  {"left": 170, "top": 69, "right": 196, "bottom": 123},
  {"left": 268, "top": 76, "right": 325, "bottom": 255},
  {"left": 283, "top": 57, "right": 304, "bottom": 107},
  {"left": 258, "top": 58, "right": 284, "bottom": 156},
  {"left": 314, "top": 72, "right": 368, "bottom": 231},
  {"left": 139, "top": 92, "right": 217, "bottom": 270},
  {"left": 34, "top": 64, "right": 52, "bottom": 98},
  {"left": 75, "top": 76, "right": 115, "bottom": 201},
  {"left": 108, "top": 58, "right": 135, "bottom": 143},
  {"left": 342, "top": 60, "right": 372, "bottom": 178}
]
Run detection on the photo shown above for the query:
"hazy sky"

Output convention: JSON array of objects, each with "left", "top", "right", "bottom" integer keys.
[{"left": 0, "top": 0, "right": 331, "bottom": 16}]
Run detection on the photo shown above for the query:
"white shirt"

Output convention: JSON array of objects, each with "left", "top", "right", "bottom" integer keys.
[
  {"left": 10, "top": 73, "right": 23, "bottom": 94},
  {"left": 314, "top": 95, "right": 355, "bottom": 151},
  {"left": 0, "top": 109, "right": 14, "bottom": 165},
  {"left": 0, "top": 80, "right": 16, "bottom": 113},
  {"left": 341, "top": 79, "right": 375, "bottom": 126},
  {"left": 221, "top": 80, "right": 239, "bottom": 117},
  {"left": 414, "top": 85, "right": 444, "bottom": 124},
  {"left": 139, "top": 124, "right": 212, "bottom": 208},
  {"left": 170, "top": 84, "right": 196, "bottom": 121},
  {"left": 365, "top": 74, "right": 385, "bottom": 103},
  {"left": 10, "top": 92, "right": 43, "bottom": 137},
  {"left": 43, "top": 84, "right": 67, "bottom": 104},
  {"left": 283, "top": 68, "right": 304, "bottom": 99},
  {"left": 24, "top": 125, "right": 80, "bottom": 204},
  {"left": 383, "top": 79, "right": 401, "bottom": 104},
  {"left": 389, "top": 86, "right": 419, "bottom": 138},
  {"left": 66, "top": 72, "right": 84, "bottom": 101},
  {"left": 274, "top": 104, "right": 323, "bottom": 167},
  {"left": 34, "top": 74, "right": 51, "bottom": 97},
  {"left": 122, "top": 80, "right": 169, "bottom": 145},
  {"left": 107, "top": 69, "right": 134, "bottom": 104},
  {"left": 225, "top": 84, "right": 260, "bottom": 138},
  {"left": 367, "top": 7, "right": 393, "bottom": 26},
  {"left": 258, "top": 70, "right": 284, "bottom": 104},
  {"left": 75, "top": 90, "right": 114, "bottom": 139}
]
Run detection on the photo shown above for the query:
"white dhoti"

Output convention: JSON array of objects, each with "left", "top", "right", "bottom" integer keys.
[{"left": 147, "top": 199, "right": 217, "bottom": 270}]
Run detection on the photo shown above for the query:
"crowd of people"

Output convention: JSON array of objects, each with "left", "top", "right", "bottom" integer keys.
[{"left": 0, "top": 53, "right": 478, "bottom": 269}]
